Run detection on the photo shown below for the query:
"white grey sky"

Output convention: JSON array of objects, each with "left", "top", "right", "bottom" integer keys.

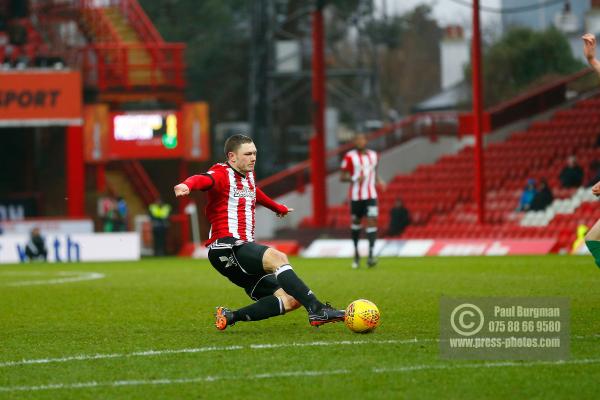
[{"left": 374, "top": 0, "right": 502, "bottom": 28}]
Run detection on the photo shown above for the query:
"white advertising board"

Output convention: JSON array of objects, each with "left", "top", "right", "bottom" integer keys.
[{"left": 0, "top": 233, "right": 140, "bottom": 264}]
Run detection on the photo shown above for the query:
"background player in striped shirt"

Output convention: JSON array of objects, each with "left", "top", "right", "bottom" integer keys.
[
  {"left": 174, "top": 134, "right": 345, "bottom": 330},
  {"left": 340, "top": 133, "right": 386, "bottom": 269}
]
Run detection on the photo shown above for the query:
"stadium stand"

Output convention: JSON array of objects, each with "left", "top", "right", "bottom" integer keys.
[
  {"left": 0, "top": 0, "right": 197, "bottom": 255},
  {"left": 26, "top": 0, "right": 185, "bottom": 92},
  {"left": 322, "top": 95, "right": 600, "bottom": 253},
  {"left": 0, "top": 9, "right": 51, "bottom": 68}
]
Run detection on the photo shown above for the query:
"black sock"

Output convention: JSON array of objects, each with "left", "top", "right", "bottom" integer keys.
[
  {"left": 233, "top": 295, "right": 283, "bottom": 322},
  {"left": 366, "top": 227, "right": 377, "bottom": 258},
  {"left": 351, "top": 224, "right": 361, "bottom": 259},
  {"left": 275, "top": 264, "right": 321, "bottom": 312}
]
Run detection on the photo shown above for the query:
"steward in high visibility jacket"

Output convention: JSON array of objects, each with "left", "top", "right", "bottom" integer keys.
[{"left": 149, "top": 198, "right": 171, "bottom": 256}]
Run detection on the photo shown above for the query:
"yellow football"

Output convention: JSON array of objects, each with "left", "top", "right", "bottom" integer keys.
[{"left": 344, "top": 299, "right": 380, "bottom": 333}]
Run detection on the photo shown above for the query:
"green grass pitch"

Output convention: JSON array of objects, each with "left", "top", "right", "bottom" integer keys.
[{"left": 1, "top": 256, "right": 599, "bottom": 399}]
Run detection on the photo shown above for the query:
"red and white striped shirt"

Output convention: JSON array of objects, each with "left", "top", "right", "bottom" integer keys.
[
  {"left": 183, "top": 163, "right": 287, "bottom": 245},
  {"left": 341, "top": 149, "right": 379, "bottom": 201}
]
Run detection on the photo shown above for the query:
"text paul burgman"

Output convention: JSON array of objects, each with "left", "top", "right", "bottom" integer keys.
[{"left": 494, "top": 306, "right": 560, "bottom": 318}]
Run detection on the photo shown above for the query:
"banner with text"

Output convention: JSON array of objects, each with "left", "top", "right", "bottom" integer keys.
[
  {"left": 302, "top": 239, "right": 556, "bottom": 258},
  {"left": 0, "top": 233, "right": 140, "bottom": 264},
  {"left": 0, "top": 70, "right": 82, "bottom": 125}
]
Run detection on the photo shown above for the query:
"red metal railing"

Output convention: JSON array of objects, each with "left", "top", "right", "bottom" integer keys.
[
  {"left": 31, "top": 0, "right": 185, "bottom": 90},
  {"left": 120, "top": 160, "right": 160, "bottom": 206},
  {"left": 488, "top": 68, "right": 594, "bottom": 129},
  {"left": 80, "top": 43, "right": 185, "bottom": 90},
  {"left": 118, "top": 0, "right": 164, "bottom": 43},
  {"left": 79, "top": 0, "right": 162, "bottom": 43},
  {"left": 459, "top": 68, "right": 597, "bottom": 134},
  {"left": 78, "top": 0, "right": 185, "bottom": 90},
  {"left": 257, "top": 112, "right": 459, "bottom": 198},
  {"left": 80, "top": 5, "right": 121, "bottom": 43}
]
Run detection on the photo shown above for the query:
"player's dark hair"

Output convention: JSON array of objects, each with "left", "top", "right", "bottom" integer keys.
[{"left": 224, "top": 134, "right": 253, "bottom": 157}]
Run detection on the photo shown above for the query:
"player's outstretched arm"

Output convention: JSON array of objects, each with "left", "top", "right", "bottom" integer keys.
[
  {"left": 174, "top": 174, "right": 214, "bottom": 197},
  {"left": 583, "top": 33, "right": 600, "bottom": 77},
  {"left": 256, "top": 187, "right": 293, "bottom": 218}
]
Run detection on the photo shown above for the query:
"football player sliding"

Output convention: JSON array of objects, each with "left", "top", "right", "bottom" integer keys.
[{"left": 174, "top": 134, "right": 345, "bottom": 330}]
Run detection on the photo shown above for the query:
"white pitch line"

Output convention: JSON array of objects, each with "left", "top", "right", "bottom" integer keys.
[
  {"left": 248, "top": 338, "right": 428, "bottom": 349},
  {"left": 4, "top": 271, "right": 105, "bottom": 287},
  {"left": 573, "top": 334, "right": 600, "bottom": 340},
  {"left": 0, "top": 338, "right": 434, "bottom": 368},
  {"left": 2, "top": 334, "right": 599, "bottom": 369},
  {"left": 2, "top": 359, "right": 600, "bottom": 393},
  {"left": 372, "top": 357, "right": 600, "bottom": 373},
  {"left": 0, "top": 370, "right": 352, "bottom": 393}
]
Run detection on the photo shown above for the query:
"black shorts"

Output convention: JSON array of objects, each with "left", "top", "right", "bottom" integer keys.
[
  {"left": 207, "top": 237, "right": 281, "bottom": 301},
  {"left": 351, "top": 199, "right": 379, "bottom": 220}
]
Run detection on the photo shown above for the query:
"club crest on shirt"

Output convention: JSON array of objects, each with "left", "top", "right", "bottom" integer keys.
[{"left": 232, "top": 187, "right": 256, "bottom": 198}]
